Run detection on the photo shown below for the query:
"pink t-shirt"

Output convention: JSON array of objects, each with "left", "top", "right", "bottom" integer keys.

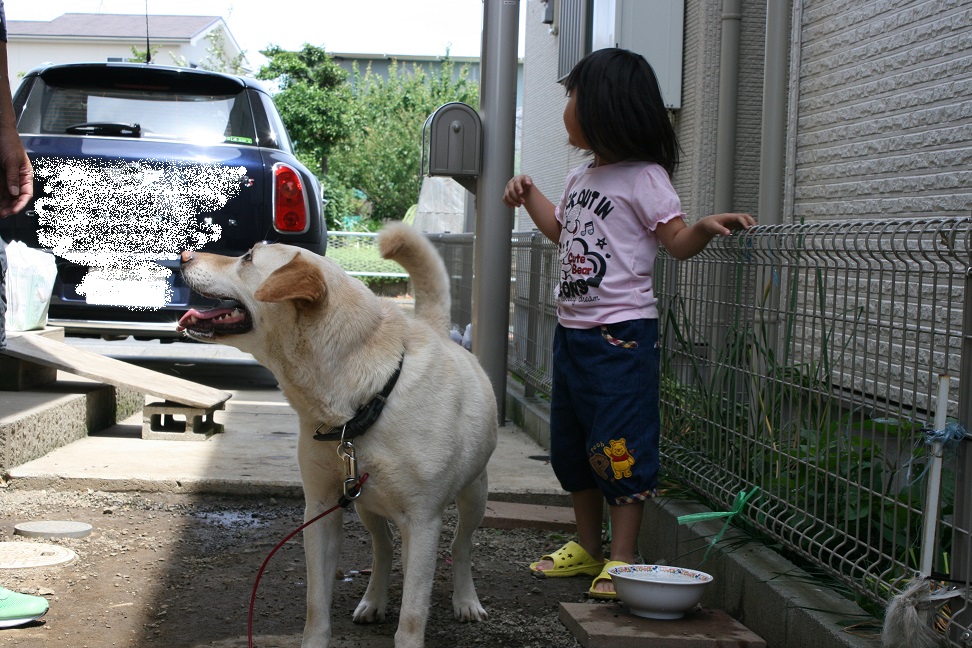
[{"left": 553, "top": 160, "right": 685, "bottom": 328}]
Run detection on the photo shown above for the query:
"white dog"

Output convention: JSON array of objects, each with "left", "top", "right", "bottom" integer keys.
[{"left": 178, "top": 223, "right": 498, "bottom": 647}]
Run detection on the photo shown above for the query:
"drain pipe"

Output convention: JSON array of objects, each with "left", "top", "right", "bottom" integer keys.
[
  {"left": 474, "top": 0, "right": 519, "bottom": 422},
  {"left": 758, "top": 0, "right": 790, "bottom": 226},
  {"left": 714, "top": 0, "right": 742, "bottom": 214},
  {"left": 708, "top": 1, "right": 742, "bottom": 354}
]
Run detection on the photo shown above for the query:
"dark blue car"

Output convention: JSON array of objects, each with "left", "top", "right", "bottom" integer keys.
[{"left": 0, "top": 61, "right": 326, "bottom": 340}]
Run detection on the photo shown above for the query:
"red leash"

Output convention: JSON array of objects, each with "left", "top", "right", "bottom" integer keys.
[{"left": 247, "top": 473, "right": 369, "bottom": 648}]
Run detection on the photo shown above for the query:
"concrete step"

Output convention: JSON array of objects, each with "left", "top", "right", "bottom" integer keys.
[
  {"left": 559, "top": 604, "right": 766, "bottom": 648},
  {"left": 0, "top": 374, "right": 142, "bottom": 474},
  {"left": 482, "top": 500, "right": 576, "bottom": 532}
]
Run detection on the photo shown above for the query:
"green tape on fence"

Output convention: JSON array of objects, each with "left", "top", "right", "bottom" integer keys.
[{"left": 677, "top": 487, "right": 760, "bottom": 560}]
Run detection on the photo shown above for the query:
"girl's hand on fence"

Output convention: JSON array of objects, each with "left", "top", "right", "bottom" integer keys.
[{"left": 701, "top": 213, "right": 756, "bottom": 237}]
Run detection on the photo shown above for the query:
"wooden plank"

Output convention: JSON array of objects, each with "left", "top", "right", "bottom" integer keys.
[{"left": 2, "top": 332, "right": 231, "bottom": 410}]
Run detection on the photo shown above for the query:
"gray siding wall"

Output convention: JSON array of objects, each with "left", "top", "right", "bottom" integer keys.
[
  {"left": 787, "top": 0, "right": 972, "bottom": 221},
  {"left": 520, "top": 0, "right": 972, "bottom": 228},
  {"left": 675, "top": 2, "right": 765, "bottom": 222}
]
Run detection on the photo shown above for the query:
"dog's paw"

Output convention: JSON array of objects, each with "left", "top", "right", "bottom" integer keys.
[
  {"left": 453, "top": 598, "right": 488, "bottom": 623},
  {"left": 352, "top": 599, "right": 386, "bottom": 624}
]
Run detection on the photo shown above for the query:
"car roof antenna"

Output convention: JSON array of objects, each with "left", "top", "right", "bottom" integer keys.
[{"left": 144, "top": 0, "right": 152, "bottom": 64}]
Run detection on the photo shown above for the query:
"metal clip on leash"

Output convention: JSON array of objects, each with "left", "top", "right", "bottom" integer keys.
[{"left": 337, "top": 429, "right": 363, "bottom": 506}]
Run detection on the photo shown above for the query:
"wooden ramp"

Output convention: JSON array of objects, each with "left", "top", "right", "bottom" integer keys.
[{"left": 3, "top": 331, "right": 231, "bottom": 411}]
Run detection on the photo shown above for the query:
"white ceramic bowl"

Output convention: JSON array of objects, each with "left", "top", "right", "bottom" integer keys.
[{"left": 608, "top": 564, "right": 713, "bottom": 620}]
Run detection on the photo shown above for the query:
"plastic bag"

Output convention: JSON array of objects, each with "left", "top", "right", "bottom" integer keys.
[{"left": 4, "top": 240, "right": 57, "bottom": 331}]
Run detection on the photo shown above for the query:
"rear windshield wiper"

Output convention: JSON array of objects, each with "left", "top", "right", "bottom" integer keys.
[{"left": 64, "top": 122, "right": 142, "bottom": 137}]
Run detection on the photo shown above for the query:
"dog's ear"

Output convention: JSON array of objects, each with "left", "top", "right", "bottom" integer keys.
[{"left": 253, "top": 254, "right": 326, "bottom": 305}]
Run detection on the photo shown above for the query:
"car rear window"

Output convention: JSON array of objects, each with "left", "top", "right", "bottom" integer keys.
[{"left": 16, "top": 66, "right": 258, "bottom": 146}]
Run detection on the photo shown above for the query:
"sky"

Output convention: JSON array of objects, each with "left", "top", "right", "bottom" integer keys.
[{"left": 6, "top": 0, "right": 526, "bottom": 70}]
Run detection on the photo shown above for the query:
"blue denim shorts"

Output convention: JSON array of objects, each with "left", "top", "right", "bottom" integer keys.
[
  {"left": 549, "top": 319, "right": 660, "bottom": 505},
  {"left": 0, "top": 237, "right": 6, "bottom": 350}
]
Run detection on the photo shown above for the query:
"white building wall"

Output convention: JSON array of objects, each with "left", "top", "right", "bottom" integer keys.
[
  {"left": 8, "top": 28, "right": 237, "bottom": 95},
  {"left": 516, "top": 0, "right": 588, "bottom": 231},
  {"left": 788, "top": 0, "right": 972, "bottom": 221},
  {"left": 8, "top": 41, "right": 201, "bottom": 82}
]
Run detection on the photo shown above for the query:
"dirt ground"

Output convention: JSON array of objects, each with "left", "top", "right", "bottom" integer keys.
[{"left": 0, "top": 487, "right": 605, "bottom": 647}]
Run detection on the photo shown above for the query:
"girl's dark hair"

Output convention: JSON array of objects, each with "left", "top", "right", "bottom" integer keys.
[{"left": 564, "top": 48, "right": 679, "bottom": 175}]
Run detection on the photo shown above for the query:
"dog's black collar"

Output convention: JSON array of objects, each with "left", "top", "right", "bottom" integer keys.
[{"left": 313, "top": 355, "right": 404, "bottom": 442}]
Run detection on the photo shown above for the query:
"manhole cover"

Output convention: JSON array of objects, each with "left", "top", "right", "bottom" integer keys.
[
  {"left": 14, "top": 520, "right": 93, "bottom": 539},
  {"left": 0, "top": 542, "right": 76, "bottom": 569}
]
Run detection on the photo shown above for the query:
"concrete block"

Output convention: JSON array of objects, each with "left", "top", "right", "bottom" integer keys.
[
  {"left": 482, "top": 500, "right": 576, "bottom": 532},
  {"left": 558, "top": 603, "right": 766, "bottom": 648},
  {"left": 505, "top": 379, "right": 551, "bottom": 450},
  {"left": 142, "top": 401, "right": 224, "bottom": 440},
  {"left": 0, "top": 327, "right": 64, "bottom": 390}
]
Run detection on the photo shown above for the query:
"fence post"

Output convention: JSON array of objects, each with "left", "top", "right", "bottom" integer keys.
[
  {"left": 523, "top": 233, "right": 543, "bottom": 398},
  {"left": 954, "top": 269, "right": 972, "bottom": 587}
]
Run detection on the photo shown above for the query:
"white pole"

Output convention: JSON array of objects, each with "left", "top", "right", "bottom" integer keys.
[{"left": 919, "top": 374, "right": 950, "bottom": 577}]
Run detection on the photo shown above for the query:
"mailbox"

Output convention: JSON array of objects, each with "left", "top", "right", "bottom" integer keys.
[{"left": 421, "top": 102, "right": 482, "bottom": 194}]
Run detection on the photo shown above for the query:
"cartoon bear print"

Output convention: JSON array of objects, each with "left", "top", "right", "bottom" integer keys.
[{"left": 604, "top": 438, "right": 635, "bottom": 480}]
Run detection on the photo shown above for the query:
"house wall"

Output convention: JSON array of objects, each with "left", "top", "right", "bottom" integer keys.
[
  {"left": 515, "top": 0, "right": 587, "bottom": 231},
  {"left": 520, "top": 0, "right": 972, "bottom": 229},
  {"left": 786, "top": 0, "right": 972, "bottom": 221},
  {"left": 7, "top": 27, "right": 239, "bottom": 94},
  {"left": 516, "top": 0, "right": 767, "bottom": 231}
]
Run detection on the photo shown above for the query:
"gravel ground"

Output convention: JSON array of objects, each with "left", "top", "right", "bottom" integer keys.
[{"left": 0, "top": 487, "right": 604, "bottom": 647}]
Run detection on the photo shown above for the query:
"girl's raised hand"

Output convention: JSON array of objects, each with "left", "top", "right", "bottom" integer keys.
[{"left": 503, "top": 175, "right": 535, "bottom": 208}]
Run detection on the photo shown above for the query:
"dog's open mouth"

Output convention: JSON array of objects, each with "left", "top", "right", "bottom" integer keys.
[{"left": 177, "top": 300, "right": 252, "bottom": 340}]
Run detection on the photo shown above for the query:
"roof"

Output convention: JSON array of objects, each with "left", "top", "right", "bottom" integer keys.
[{"left": 8, "top": 13, "right": 223, "bottom": 41}]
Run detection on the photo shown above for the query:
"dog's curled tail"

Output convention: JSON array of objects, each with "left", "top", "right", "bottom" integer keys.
[{"left": 378, "top": 223, "right": 451, "bottom": 334}]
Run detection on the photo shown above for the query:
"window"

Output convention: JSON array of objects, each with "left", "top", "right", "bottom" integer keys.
[
  {"left": 17, "top": 66, "right": 259, "bottom": 144},
  {"left": 557, "top": 0, "right": 684, "bottom": 109},
  {"left": 557, "top": 0, "right": 591, "bottom": 81}
]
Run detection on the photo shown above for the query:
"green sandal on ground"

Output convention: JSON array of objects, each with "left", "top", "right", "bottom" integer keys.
[
  {"left": 587, "top": 560, "right": 628, "bottom": 600},
  {"left": 529, "top": 540, "right": 606, "bottom": 577}
]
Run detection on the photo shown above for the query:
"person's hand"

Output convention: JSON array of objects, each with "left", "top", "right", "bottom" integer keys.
[
  {"left": 503, "top": 174, "right": 535, "bottom": 208},
  {"left": 699, "top": 212, "right": 756, "bottom": 237},
  {"left": 0, "top": 123, "right": 32, "bottom": 218}
]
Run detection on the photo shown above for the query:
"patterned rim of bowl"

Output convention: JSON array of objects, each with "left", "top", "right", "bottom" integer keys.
[{"left": 607, "top": 564, "right": 713, "bottom": 584}]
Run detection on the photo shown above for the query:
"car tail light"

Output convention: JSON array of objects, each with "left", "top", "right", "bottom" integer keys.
[{"left": 273, "top": 163, "right": 309, "bottom": 233}]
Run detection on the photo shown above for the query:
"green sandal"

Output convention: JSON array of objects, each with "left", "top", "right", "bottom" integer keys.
[{"left": 529, "top": 541, "right": 605, "bottom": 577}]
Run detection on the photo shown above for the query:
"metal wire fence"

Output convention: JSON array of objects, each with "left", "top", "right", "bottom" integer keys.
[
  {"left": 430, "top": 218, "right": 972, "bottom": 644},
  {"left": 326, "top": 231, "right": 409, "bottom": 279},
  {"left": 656, "top": 217, "right": 972, "bottom": 644}
]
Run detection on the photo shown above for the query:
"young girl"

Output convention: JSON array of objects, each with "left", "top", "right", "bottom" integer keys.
[{"left": 503, "top": 48, "right": 755, "bottom": 599}]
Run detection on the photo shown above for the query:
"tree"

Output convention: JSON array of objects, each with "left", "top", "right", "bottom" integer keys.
[
  {"left": 169, "top": 29, "right": 248, "bottom": 75},
  {"left": 329, "top": 57, "right": 479, "bottom": 223},
  {"left": 257, "top": 47, "right": 479, "bottom": 228},
  {"left": 257, "top": 44, "right": 355, "bottom": 177},
  {"left": 128, "top": 44, "right": 160, "bottom": 64}
]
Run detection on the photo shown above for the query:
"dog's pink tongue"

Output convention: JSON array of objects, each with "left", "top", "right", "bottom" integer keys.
[{"left": 177, "top": 307, "right": 237, "bottom": 331}]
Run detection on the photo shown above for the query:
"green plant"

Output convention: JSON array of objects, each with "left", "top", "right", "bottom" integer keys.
[{"left": 329, "top": 56, "right": 479, "bottom": 222}]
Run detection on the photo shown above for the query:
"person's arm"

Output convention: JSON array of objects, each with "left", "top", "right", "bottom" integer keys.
[
  {"left": 0, "top": 40, "right": 31, "bottom": 218},
  {"left": 655, "top": 212, "right": 756, "bottom": 260},
  {"left": 503, "top": 174, "right": 560, "bottom": 243}
]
